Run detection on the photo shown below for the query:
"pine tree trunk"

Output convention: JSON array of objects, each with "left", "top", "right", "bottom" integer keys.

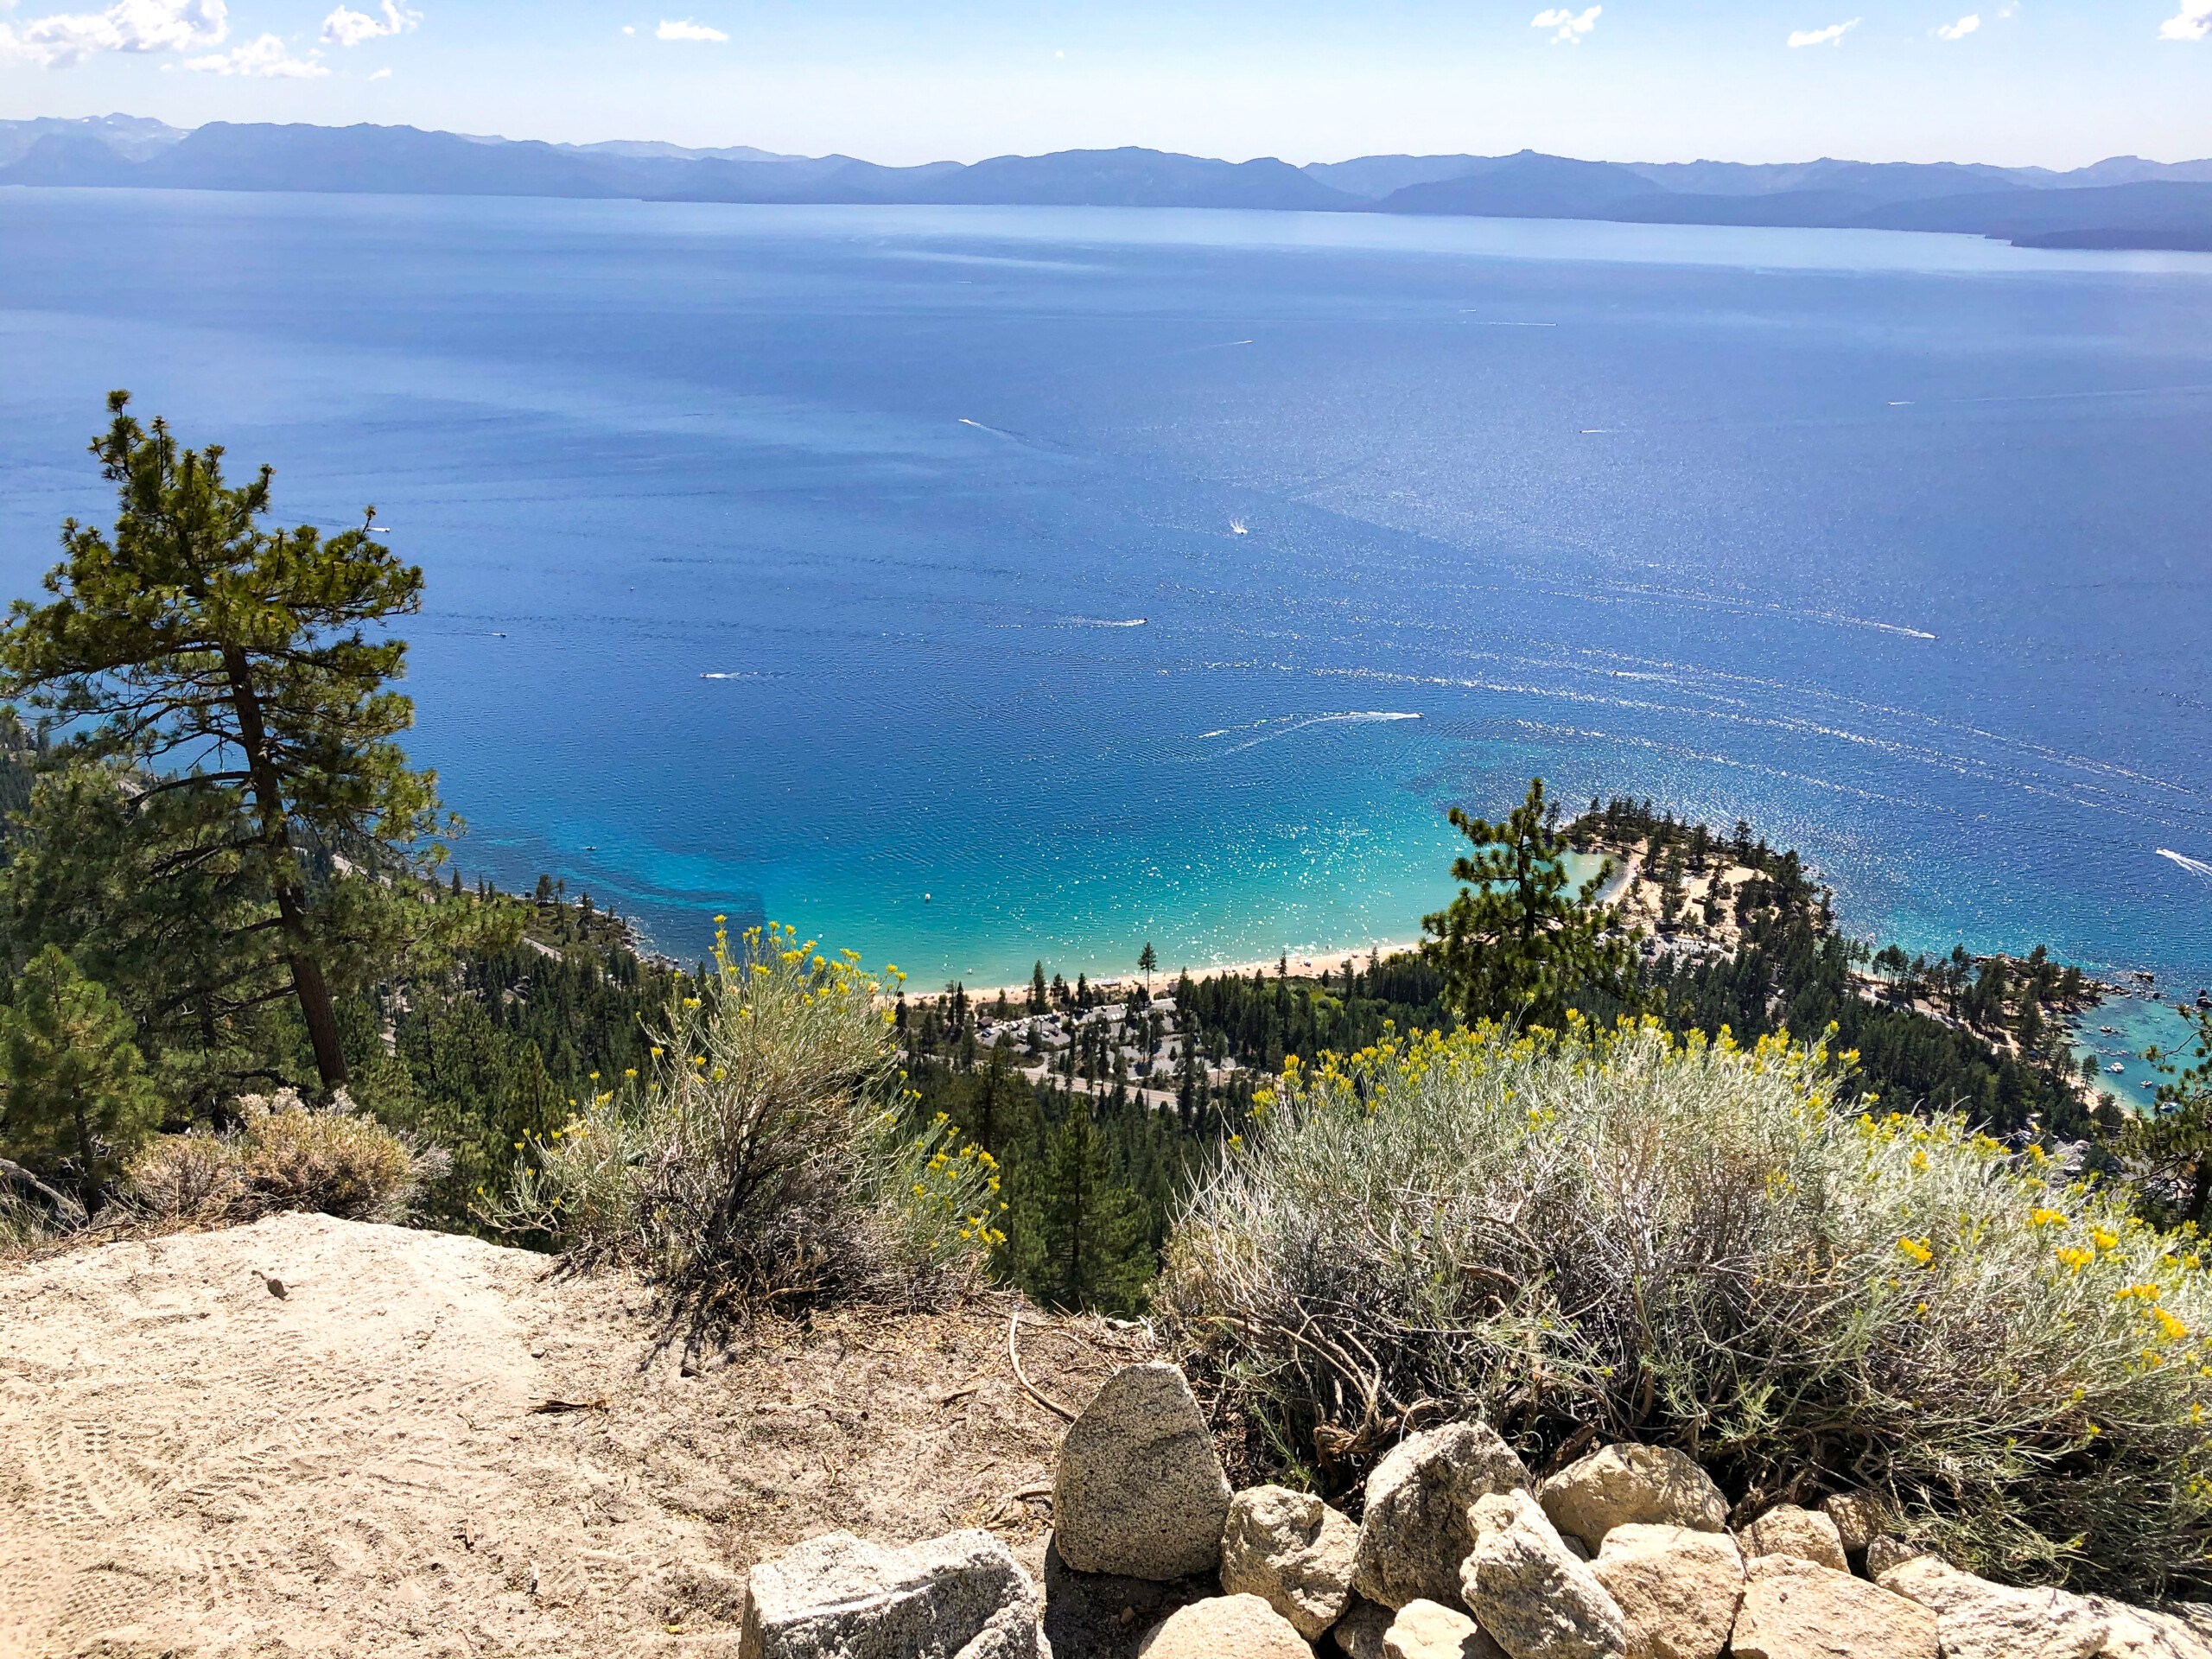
[
  {"left": 71, "top": 1092, "right": 97, "bottom": 1211},
  {"left": 222, "top": 647, "right": 350, "bottom": 1090}
]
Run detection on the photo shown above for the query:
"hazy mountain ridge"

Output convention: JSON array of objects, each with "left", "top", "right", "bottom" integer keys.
[{"left": 4, "top": 116, "right": 2210, "bottom": 249}]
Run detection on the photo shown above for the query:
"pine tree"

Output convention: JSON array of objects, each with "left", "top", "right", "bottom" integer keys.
[
  {"left": 1138, "top": 942, "right": 1157, "bottom": 995},
  {"left": 1017, "top": 1105, "right": 1152, "bottom": 1314},
  {"left": 0, "top": 946, "right": 160, "bottom": 1209},
  {"left": 2124, "top": 1005, "right": 2212, "bottom": 1230},
  {"left": 0, "top": 760, "right": 298, "bottom": 1108},
  {"left": 1030, "top": 961, "right": 1048, "bottom": 1014},
  {"left": 0, "top": 395, "right": 444, "bottom": 1090},
  {"left": 971, "top": 1042, "right": 1015, "bottom": 1154},
  {"left": 1422, "top": 777, "right": 1639, "bottom": 1029}
]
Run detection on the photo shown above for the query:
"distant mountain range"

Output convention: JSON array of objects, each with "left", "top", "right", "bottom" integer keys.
[{"left": 5, "top": 116, "right": 2211, "bottom": 251}]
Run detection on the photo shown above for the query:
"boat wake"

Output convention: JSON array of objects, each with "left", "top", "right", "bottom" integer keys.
[
  {"left": 1065, "top": 616, "right": 1147, "bottom": 627},
  {"left": 2158, "top": 849, "right": 2212, "bottom": 885},
  {"left": 1207, "top": 711, "right": 1422, "bottom": 755},
  {"left": 957, "top": 417, "right": 1028, "bottom": 442}
]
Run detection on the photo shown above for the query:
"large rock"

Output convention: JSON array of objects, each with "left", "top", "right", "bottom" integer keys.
[
  {"left": 739, "top": 1529, "right": 1042, "bottom": 1659},
  {"left": 1460, "top": 1490, "right": 1628, "bottom": 1659},
  {"left": 1135, "top": 1593, "right": 1310, "bottom": 1659},
  {"left": 1876, "top": 1554, "right": 2109, "bottom": 1659},
  {"left": 1352, "top": 1423, "right": 1532, "bottom": 1610},
  {"left": 2089, "top": 1599, "right": 2212, "bottom": 1659},
  {"left": 1386, "top": 1599, "right": 1507, "bottom": 1659},
  {"left": 1535, "top": 1446, "right": 1727, "bottom": 1552},
  {"left": 1221, "top": 1484, "right": 1361, "bottom": 1638},
  {"left": 1586, "top": 1522, "right": 1744, "bottom": 1659},
  {"left": 2174, "top": 1607, "right": 2212, "bottom": 1648},
  {"left": 1333, "top": 1598, "right": 1397, "bottom": 1659},
  {"left": 1729, "top": 1555, "right": 1938, "bottom": 1659},
  {"left": 1740, "top": 1504, "right": 1849, "bottom": 1573},
  {"left": 1053, "top": 1363, "right": 1233, "bottom": 1582}
]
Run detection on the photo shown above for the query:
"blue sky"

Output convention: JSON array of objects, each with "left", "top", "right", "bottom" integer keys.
[{"left": 1, "top": 1, "right": 2206, "bottom": 167}]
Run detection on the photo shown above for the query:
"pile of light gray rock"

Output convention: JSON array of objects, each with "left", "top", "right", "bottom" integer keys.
[{"left": 736, "top": 1362, "right": 2212, "bottom": 1659}]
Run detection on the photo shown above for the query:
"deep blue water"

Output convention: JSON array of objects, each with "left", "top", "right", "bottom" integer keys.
[{"left": 3, "top": 188, "right": 2210, "bottom": 996}]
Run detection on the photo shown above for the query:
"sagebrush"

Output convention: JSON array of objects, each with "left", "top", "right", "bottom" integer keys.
[
  {"left": 128, "top": 1090, "right": 443, "bottom": 1224},
  {"left": 499, "top": 921, "right": 1001, "bottom": 1321},
  {"left": 1158, "top": 1016, "right": 2212, "bottom": 1596}
]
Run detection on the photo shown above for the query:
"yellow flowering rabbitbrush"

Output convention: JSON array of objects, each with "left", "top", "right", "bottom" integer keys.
[{"left": 1159, "top": 1014, "right": 2212, "bottom": 1598}]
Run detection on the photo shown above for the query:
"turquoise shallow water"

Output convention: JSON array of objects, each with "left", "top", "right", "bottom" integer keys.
[
  {"left": 2, "top": 190, "right": 2210, "bottom": 995},
  {"left": 2073, "top": 995, "right": 2202, "bottom": 1112}
]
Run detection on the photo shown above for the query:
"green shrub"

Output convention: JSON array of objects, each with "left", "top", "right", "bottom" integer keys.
[
  {"left": 1159, "top": 1015, "right": 2212, "bottom": 1596},
  {"left": 499, "top": 922, "right": 1001, "bottom": 1322},
  {"left": 128, "top": 1090, "right": 443, "bottom": 1224}
]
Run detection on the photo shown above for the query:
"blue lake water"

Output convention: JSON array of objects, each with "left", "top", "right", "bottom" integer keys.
[{"left": 3, "top": 188, "right": 2210, "bottom": 1008}]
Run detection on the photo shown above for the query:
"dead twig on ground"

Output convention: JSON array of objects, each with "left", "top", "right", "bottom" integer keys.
[{"left": 1007, "top": 1306, "right": 1077, "bottom": 1423}]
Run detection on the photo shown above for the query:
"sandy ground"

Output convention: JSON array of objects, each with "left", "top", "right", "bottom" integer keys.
[{"left": 0, "top": 1212, "right": 1153, "bottom": 1659}]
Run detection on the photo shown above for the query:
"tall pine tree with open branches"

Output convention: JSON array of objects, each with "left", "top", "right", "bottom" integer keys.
[{"left": 0, "top": 393, "right": 446, "bottom": 1091}]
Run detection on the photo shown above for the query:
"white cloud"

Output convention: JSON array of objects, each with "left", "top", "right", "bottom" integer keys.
[
  {"left": 367, "top": 63, "right": 389, "bottom": 77},
  {"left": 621, "top": 22, "right": 635, "bottom": 32},
  {"left": 654, "top": 16, "right": 725, "bottom": 41},
  {"left": 321, "top": 0, "right": 416, "bottom": 48},
  {"left": 1935, "top": 13, "right": 1980, "bottom": 37},
  {"left": 2161, "top": 0, "right": 2212, "bottom": 40},
  {"left": 1787, "top": 16, "right": 1860, "bottom": 46},
  {"left": 1530, "top": 5, "right": 1600, "bottom": 44},
  {"left": 181, "top": 29, "right": 326, "bottom": 74},
  {"left": 0, "top": 0, "right": 226, "bottom": 68}
]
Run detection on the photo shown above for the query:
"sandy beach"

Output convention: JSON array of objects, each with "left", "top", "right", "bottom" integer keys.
[{"left": 895, "top": 937, "right": 1428, "bottom": 1004}]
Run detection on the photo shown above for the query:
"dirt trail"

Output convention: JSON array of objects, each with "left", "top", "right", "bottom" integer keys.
[{"left": 0, "top": 1212, "right": 1147, "bottom": 1658}]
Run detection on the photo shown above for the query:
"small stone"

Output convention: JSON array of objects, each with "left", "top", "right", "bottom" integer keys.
[
  {"left": 1536, "top": 1446, "right": 1727, "bottom": 1551},
  {"left": 1587, "top": 1523, "right": 1744, "bottom": 1659},
  {"left": 1875, "top": 1554, "right": 2108, "bottom": 1659},
  {"left": 1221, "top": 1484, "right": 1360, "bottom": 1639},
  {"left": 1333, "top": 1598, "right": 1397, "bottom": 1659},
  {"left": 1461, "top": 1490, "right": 1628, "bottom": 1659},
  {"left": 1740, "top": 1505, "right": 1849, "bottom": 1573},
  {"left": 738, "top": 1529, "right": 1042, "bottom": 1659},
  {"left": 1352, "top": 1423, "right": 1531, "bottom": 1610},
  {"left": 1820, "top": 1493, "right": 1885, "bottom": 1560},
  {"left": 1135, "top": 1593, "right": 1311, "bottom": 1659},
  {"left": 1053, "top": 1363, "right": 1233, "bottom": 1582},
  {"left": 1385, "top": 1599, "right": 1506, "bottom": 1659},
  {"left": 1730, "top": 1555, "right": 1937, "bottom": 1659}
]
